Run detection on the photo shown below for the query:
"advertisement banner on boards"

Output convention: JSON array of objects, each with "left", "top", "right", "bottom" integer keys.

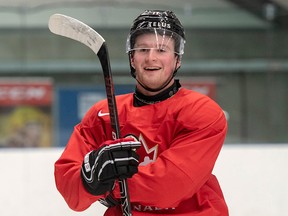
[{"left": 0, "top": 78, "right": 53, "bottom": 147}]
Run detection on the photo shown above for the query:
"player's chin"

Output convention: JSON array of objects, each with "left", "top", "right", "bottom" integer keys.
[{"left": 144, "top": 82, "right": 164, "bottom": 90}]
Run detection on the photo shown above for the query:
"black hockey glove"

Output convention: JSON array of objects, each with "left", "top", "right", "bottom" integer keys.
[{"left": 81, "top": 138, "right": 141, "bottom": 195}]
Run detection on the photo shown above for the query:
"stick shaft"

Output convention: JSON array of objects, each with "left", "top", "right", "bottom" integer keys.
[{"left": 97, "top": 42, "right": 133, "bottom": 216}]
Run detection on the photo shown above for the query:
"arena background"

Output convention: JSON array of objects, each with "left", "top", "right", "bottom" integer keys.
[{"left": 0, "top": 0, "right": 287, "bottom": 215}]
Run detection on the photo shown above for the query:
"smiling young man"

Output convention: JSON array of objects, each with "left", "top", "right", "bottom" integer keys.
[
  {"left": 54, "top": 10, "right": 229, "bottom": 215},
  {"left": 130, "top": 33, "right": 180, "bottom": 95}
]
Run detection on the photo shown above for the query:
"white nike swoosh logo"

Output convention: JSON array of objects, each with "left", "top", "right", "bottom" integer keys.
[{"left": 98, "top": 110, "right": 110, "bottom": 117}]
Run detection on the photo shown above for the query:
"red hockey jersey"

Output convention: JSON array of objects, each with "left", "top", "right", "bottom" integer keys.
[{"left": 55, "top": 88, "right": 228, "bottom": 215}]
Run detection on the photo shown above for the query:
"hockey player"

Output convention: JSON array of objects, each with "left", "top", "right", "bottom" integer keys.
[{"left": 54, "top": 9, "right": 229, "bottom": 215}]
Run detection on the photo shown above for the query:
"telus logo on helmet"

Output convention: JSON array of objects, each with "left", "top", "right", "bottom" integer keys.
[{"left": 147, "top": 21, "right": 171, "bottom": 29}]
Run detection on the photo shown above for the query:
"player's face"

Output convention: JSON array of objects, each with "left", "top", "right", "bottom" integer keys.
[{"left": 130, "top": 33, "right": 180, "bottom": 95}]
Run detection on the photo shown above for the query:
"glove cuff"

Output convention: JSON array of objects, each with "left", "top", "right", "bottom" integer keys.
[
  {"left": 81, "top": 171, "right": 115, "bottom": 195},
  {"left": 81, "top": 150, "right": 115, "bottom": 195}
]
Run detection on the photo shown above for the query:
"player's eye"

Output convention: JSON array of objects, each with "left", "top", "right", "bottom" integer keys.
[
  {"left": 157, "top": 48, "right": 167, "bottom": 53},
  {"left": 133, "top": 48, "right": 150, "bottom": 53},
  {"left": 139, "top": 48, "right": 149, "bottom": 53}
]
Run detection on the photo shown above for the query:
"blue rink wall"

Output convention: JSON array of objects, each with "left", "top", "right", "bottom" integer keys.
[
  {"left": 56, "top": 85, "right": 134, "bottom": 147},
  {"left": 0, "top": 144, "right": 287, "bottom": 216}
]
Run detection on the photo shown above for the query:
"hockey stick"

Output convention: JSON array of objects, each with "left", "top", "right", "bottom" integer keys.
[{"left": 48, "top": 14, "right": 132, "bottom": 216}]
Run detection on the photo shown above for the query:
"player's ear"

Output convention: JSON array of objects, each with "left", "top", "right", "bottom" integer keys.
[
  {"left": 130, "top": 53, "right": 135, "bottom": 68},
  {"left": 176, "top": 55, "right": 181, "bottom": 70}
]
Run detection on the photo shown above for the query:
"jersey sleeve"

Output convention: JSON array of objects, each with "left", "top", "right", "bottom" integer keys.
[
  {"left": 125, "top": 94, "right": 228, "bottom": 208},
  {"left": 54, "top": 102, "right": 109, "bottom": 211}
]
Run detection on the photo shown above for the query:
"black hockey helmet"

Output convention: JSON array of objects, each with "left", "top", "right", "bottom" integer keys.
[{"left": 126, "top": 9, "right": 186, "bottom": 78}]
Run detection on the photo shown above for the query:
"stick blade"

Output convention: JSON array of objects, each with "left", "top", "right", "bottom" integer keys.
[{"left": 48, "top": 14, "right": 105, "bottom": 55}]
